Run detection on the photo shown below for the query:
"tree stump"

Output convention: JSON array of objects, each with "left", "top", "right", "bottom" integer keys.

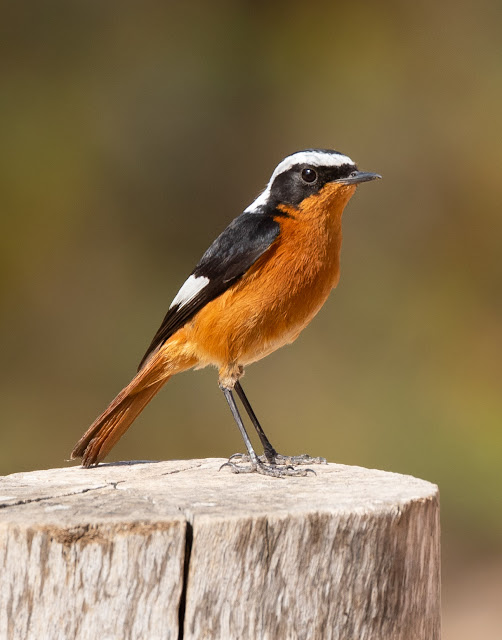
[{"left": 0, "top": 459, "right": 440, "bottom": 640}]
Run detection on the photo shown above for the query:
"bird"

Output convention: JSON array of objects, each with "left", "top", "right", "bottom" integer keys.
[{"left": 71, "top": 148, "right": 380, "bottom": 477}]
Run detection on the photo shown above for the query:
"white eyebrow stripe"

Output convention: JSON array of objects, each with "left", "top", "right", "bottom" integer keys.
[
  {"left": 269, "top": 151, "right": 354, "bottom": 182},
  {"left": 169, "top": 274, "right": 210, "bottom": 309},
  {"left": 244, "top": 150, "right": 355, "bottom": 213}
]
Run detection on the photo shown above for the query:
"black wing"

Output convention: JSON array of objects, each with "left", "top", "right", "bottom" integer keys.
[{"left": 138, "top": 212, "right": 280, "bottom": 369}]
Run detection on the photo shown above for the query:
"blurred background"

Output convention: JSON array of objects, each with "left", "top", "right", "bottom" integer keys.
[{"left": 1, "top": 0, "right": 501, "bottom": 636}]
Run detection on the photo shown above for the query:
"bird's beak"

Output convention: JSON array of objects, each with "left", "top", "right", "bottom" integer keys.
[{"left": 337, "top": 171, "right": 382, "bottom": 185}]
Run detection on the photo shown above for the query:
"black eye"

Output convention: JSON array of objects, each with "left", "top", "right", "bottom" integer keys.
[{"left": 301, "top": 167, "right": 317, "bottom": 183}]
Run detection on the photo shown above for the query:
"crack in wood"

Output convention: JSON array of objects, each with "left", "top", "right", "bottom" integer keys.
[
  {"left": 0, "top": 483, "right": 110, "bottom": 510},
  {"left": 161, "top": 462, "right": 204, "bottom": 476},
  {"left": 178, "top": 517, "right": 194, "bottom": 640}
]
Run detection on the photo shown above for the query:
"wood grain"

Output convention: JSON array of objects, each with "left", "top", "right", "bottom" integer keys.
[{"left": 0, "top": 460, "right": 440, "bottom": 639}]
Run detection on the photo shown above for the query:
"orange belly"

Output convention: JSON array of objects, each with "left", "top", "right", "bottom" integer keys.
[{"left": 181, "top": 184, "right": 354, "bottom": 371}]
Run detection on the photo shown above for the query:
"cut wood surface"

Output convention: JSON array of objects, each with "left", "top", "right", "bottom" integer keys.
[{"left": 0, "top": 459, "right": 440, "bottom": 640}]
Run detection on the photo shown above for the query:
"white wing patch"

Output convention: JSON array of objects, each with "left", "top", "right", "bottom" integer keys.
[
  {"left": 169, "top": 274, "right": 210, "bottom": 310},
  {"left": 245, "top": 149, "right": 355, "bottom": 213}
]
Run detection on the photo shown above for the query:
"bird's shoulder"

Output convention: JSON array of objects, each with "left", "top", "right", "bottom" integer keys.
[{"left": 138, "top": 210, "right": 281, "bottom": 369}]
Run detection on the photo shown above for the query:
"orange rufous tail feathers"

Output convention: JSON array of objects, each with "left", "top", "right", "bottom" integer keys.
[{"left": 71, "top": 336, "right": 196, "bottom": 467}]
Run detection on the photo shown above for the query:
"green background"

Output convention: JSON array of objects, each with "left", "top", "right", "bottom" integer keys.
[{"left": 1, "top": 2, "right": 501, "bottom": 635}]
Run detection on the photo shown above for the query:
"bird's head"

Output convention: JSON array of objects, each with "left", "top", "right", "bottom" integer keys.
[{"left": 245, "top": 149, "right": 380, "bottom": 218}]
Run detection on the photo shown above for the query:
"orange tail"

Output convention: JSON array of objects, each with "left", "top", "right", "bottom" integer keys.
[{"left": 71, "top": 337, "right": 196, "bottom": 467}]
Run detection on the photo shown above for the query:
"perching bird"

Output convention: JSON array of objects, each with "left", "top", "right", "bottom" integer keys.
[{"left": 71, "top": 149, "right": 380, "bottom": 476}]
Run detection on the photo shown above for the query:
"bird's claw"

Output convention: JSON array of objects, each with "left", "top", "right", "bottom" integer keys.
[
  {"left": 229, "top": 452, "right": 326, "bottom": 466},
  {"left": 220, "top": 457, "right": 315, "bottom": 477},
  {"left": 274, "top": 453, "right": 327, "bottom": 466}
]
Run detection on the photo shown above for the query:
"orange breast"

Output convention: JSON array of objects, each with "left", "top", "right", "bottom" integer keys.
[{"left": 182, "top": 183, "right": 356, "bottom": 369}]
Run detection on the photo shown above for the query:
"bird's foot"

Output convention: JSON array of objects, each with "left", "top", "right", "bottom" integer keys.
[
  {"left": 220, "top": 456, "right": 315, "bottom": 478},
  {"left": 273, "top": 453, "right": 327, "bottom": 466},
  {"left": 229, "top": 452, "right": 327, "bottom": 466}
]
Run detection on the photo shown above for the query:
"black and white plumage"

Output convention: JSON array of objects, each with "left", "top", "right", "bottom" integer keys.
[
  {"left": 138, "top": 213, "right": 280, "bottom": 368},
  {"left": 138, "top": 149, "right": 361, "bottom": 369}
]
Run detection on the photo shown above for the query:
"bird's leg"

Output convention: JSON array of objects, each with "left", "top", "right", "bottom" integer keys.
[
  {"left": 234, "top": 381, "right": 277, "bottom": 463},
  {"left": 219, "top": 385, "right": 312, "bottom": 478},
  {"left": 231, "top": 381, "right": 327, "bottom": 467}
]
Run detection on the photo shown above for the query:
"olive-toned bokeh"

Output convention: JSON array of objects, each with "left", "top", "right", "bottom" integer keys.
[{"left": 1, "top": 1, "right": 501, "bottom": 636}]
